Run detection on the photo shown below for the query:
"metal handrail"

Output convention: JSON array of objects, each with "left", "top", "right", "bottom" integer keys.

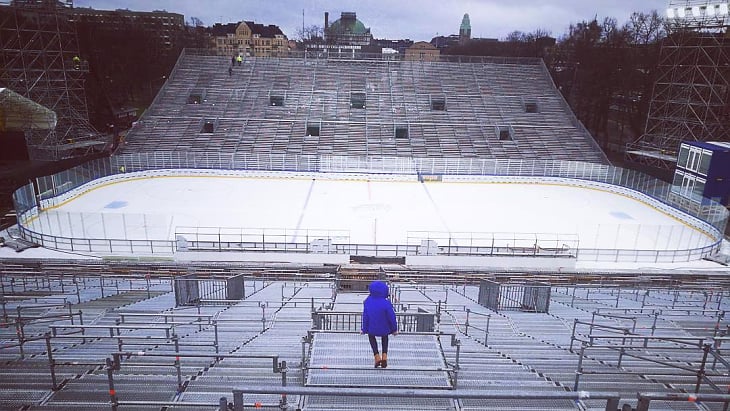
[
  {"left": 230, "top": 386, "right": 621, "bottom": 411},
  {"left": 637, "top": 392, "right": 730, "bottom": 411},
  {"left": 106, "top": 352, "right": 285, "bottom": 411}
]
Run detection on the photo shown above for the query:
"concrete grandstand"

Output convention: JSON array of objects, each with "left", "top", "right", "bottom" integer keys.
[{"left": 2, "top": 51, "right": 730, "bottom": 411}]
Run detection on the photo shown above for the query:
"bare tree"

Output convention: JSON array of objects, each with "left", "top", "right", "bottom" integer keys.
[
  {"left": 505, "top": 29, "right": 553, "bottom": 43},
  {"left": 623, "top": 11, "right": 666, "bottom": 45},
  {"left": 188, "top": 16, "right": 204, "bottom": 28},
  {"left": 505, "top": 30, "right": 528, "bottom": 42},
  {"left": 296, "top": 24, "right": 324, "bottom": 44}
]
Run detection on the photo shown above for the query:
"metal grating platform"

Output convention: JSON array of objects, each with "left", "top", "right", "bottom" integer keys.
[
  {"left": 460, "top": 398, "right": 580, "bottom": 410},
  {"left": 304, "top": 395, "right": 456, "bottom": 410},
  {"left": 306, "top": 332, "right": 451, "bottom": 388}
]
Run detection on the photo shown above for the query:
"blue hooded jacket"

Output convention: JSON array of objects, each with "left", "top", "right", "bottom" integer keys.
[{"left": 361, "top": 281, "right": 398, "bottom": 336}]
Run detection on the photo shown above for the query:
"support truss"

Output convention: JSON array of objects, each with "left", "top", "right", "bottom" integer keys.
[
  {"left": 626, "top": 0, "right": 730, "bottom": 170},
  {"left": 0, "top": 1, "right": 107, "bottom": 160}
]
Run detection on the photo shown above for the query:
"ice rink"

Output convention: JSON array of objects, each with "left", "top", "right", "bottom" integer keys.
[{"left": 23, "top": 170, "right": 715, "bottom": 253}]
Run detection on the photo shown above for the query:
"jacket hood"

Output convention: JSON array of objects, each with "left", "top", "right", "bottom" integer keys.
[{"left": 368, "top": 281, "right": 389, "bottom": 298}]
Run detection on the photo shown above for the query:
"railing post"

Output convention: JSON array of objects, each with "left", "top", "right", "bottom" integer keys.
[
  {"left": 45, "top": 333, "right": 58, "bottom": 390},
  {"left": 589, "top": 312, "right": 596, "bottom": 335},
  {"left": 280, "top": 360, "right": 288, "bottom": 408},
  {"left": 106, "top": 357, "right": 119, "bottom": 411},
  {"left": 15, "top": 319, "right": 25, "bottom": 359},
  {"left": 484, "top": 314, "right": 490, "bottom": 346},
  {"left": 713, "top": 311, "right": 725, "bottom": 339},
  {"left": 261, "top": 302, "right": 267, "bottom": 332},
  {"left": 603, "top": 396, "right": 619, "bottom": 411},
  {"left": 695, "top": 343, "right": 711, "bottom": 393},
  {"left": 617, "top": 330, "right": 627, "bottom": 368},
  {"left": 112, "top": 353, "right": 121, "bottom": 370},
  {"left": 66, "top": 303, "right": 74, "bottom": 325},
  {"left": 301, "top": 335, "right": 308, "bottom": 380},
  {"left": 570, "top": 319, "right": 578, "bottom": 353},
  {"left": 574, "top": 344, "right": 586, "bottom": 391},
  {"left": 635, "top": 394, "right": 651, "bottom": 411},
  {"left": 233, "top": 389, "right": 244, "bottom": 411},
  {"left": 464, "top": 309, "right": 470, "bottom": 336},
  {"left": 197, "top": 312, "right": 203, "bottom": 332},
  {"left": 570, "top": 286, "right": 576, "bottom": 307},
  {"left": 1, "top": 299, "right": 7, "bottom": 324},
  {"left": 214, "top": 320, "right": 219, "bottom": 354},
  {"left": 173, "top": 334, "right": 182, "bottom": 392}
]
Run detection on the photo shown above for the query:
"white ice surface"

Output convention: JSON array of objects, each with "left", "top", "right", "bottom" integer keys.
[{"left": 9, "top": 171, "right": 727, "bottom": 271}]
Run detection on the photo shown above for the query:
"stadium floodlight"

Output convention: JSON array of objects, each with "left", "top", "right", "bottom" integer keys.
[
  {"left": 692, "top": 5, "right": 701, "bottom": 16},
  {"left": 667, "top": 8, "right": 675, "bottom": 18},
  {"left": 720, "top": 3, "right": 729, "bottom": 15}
]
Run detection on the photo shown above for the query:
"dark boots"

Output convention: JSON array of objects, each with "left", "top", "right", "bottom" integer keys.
[
  {"left": 380, "top": 352, "right": 388, "bottom": 368},
  {"left": 374, "top": 353, "right": 381, "bottom": 368}
]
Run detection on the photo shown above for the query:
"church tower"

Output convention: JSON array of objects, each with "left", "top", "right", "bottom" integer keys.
[{"left": 459, "top": 13, "right": 471, "bottom": 44}]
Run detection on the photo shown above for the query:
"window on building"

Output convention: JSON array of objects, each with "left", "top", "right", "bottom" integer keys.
[
  {"left": 351, "top": 92, "right": 366, "bottom": 109},
  {"left": 306, "top": 122, "right": 321, "bottom": 136},
  {"left": 694, "top": 178, "right": 706, "bottom": 198},
  {"left": 678, "top": 144, "right": 689, "bottom": 168},
  {"left": 430, "top": 96, "right": 446, "bottom": 111},
  {"left": 200, "top": 119, "right": 215, "bottom": 133},
  {"left": 672, "top": 170, "right": 706, "bottom": 201},
  {"left": 672, "top": 170, "right": 683, "bottom": 190},
  {"left": 497, "top": 125, "right": 512, "bottom": 141},
  {"left": 686, "top": 146, "right": 703, "bottom": 172},
  {"left": 699, "top": 151, "right": 712, "bottom": 175},
  {"left": 395, "top": 124, "right": 409, "bottom": 139}
]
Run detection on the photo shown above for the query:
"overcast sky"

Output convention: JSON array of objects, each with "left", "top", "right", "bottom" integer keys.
[{"left": 74, "top": 0, "right": 668, "bottom": 41}]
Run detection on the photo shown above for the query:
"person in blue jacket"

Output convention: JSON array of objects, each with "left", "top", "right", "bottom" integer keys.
[{"left": 361, "top": 280, "right": 398, "bottom": 368}]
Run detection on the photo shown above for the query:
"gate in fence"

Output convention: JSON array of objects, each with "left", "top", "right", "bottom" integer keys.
[
  {"left": 478, "top": 279, "right": 551, "bottom": 313},
  {"left": 174, "top": 273, "right": 245, "bottom": 306}
]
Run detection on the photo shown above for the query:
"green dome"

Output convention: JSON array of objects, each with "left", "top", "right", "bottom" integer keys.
[{"left": 329, "top": 12, "right": 369, "bottom": 35}]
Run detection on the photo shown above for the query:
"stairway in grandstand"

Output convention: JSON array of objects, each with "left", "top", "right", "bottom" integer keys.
[{"left": 120, "top": 51, "right": 608, "bottom": 164}]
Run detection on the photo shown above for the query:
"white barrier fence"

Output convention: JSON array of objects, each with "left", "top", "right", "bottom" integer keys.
[{"left": 12, "top": 154, "right": 728, "bottom": 261}]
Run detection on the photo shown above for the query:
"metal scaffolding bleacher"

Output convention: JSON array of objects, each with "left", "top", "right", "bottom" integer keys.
[
  {"left": 120, "top": 51, "right": 608, "bottom": 164},
  {"left": 1, "top": 261, "right": 730, "bottom": 409}
]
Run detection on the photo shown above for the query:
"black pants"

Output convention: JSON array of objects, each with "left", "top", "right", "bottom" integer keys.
[{"left": 368, "top": 334, "right": 388, "bottom": 355}]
